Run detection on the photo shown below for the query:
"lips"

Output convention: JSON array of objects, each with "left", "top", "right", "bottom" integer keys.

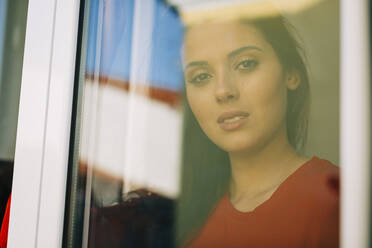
[
  {"left": 217, "top": 111, "right": 249, "bottom": 123},
  {"left": 217, "top": 111, "right": 249, "bottom": 131}
]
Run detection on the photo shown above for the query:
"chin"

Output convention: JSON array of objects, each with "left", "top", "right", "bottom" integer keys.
[{"left": 214, "top": 135, "right": 263, "bottom": 154}]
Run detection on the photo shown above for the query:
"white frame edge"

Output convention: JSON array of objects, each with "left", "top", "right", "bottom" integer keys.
[
  {"left": 8, "top": 0, "right": 80, "bottom": 247},
  {"left": 341, "top": 0, "right": 371, "bottom": 248}
]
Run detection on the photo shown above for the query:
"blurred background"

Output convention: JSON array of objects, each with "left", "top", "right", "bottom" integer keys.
[{"left": 0, "top": 0, "right": 28, "bottom": 228}]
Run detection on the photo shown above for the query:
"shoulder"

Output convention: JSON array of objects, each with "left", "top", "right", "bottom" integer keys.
[
  {"left": 280, "top": 156, "right": 339, "bottom": 220},
  {"left": 288, "top": 157, "right": 339, "bottom": 216},
  {"left": 293, "top": 156, "right": 339, "bottom": 198},
  {"left": 294, "top": 157, "right": 339, "bottom": 247},
  {"left": 300, "top": 156, "right": 339, "bottom": 178}
]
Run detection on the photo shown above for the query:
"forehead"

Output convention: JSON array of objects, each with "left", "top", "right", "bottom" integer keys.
[{"left": 184, "top": 21, "right": 269, "bottom": 62}]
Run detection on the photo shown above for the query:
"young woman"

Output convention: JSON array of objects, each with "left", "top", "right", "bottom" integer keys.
[{"left": 177, "top": 14, "right": 339, "bottom": 248}]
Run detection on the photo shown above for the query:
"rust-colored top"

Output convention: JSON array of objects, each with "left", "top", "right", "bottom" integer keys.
[
  {"left": 0, "top": 195, "right": 11, "bottom": 248},
  {"left": 188, "top": 157, "right": 339, "bottom": 248}
]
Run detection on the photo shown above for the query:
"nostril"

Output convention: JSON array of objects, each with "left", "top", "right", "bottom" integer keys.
[{"left": 216, "top": 93, "right": 235, "bottom": 103}]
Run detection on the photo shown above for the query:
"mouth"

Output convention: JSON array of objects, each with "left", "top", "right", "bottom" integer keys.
[{"left": 217, "top": 111, "right": 249, "bottom": 131}]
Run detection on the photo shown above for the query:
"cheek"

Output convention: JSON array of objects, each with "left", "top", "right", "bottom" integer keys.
[
  {"left": 262, "top": 80, "right": 286, "bottom": 107},
  {"left": 186, "top": 88, "right": 210, "bottom": 123},
  {"left": 257, "top": 84, "right": 287, "bottom": 127},
  {"left": 243, "top": 71, "right": 288, "bottom": 123}
]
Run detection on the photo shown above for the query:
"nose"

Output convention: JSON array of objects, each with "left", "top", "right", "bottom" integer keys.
[{"left": 215, "top": 70, "right": 239, "bottom": 104}]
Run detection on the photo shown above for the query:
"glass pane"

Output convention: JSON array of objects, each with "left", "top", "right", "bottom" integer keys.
[{"left": 64, "top": 0, "right": 340, "bottom": 247}]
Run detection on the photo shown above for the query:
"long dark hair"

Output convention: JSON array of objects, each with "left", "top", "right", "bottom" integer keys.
[{"left": 176, "top": 15, "right": 310, "bottom": 246}]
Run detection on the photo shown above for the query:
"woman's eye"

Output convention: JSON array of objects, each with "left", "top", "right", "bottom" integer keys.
[
  {"left": 189, "top": 73, "right": 212, "bottom": 84},
  {"left": 236, "top": 59, "right": 258, "bottom": 71}
]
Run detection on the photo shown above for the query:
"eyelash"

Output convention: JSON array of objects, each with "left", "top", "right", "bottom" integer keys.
[
  {"left": 235, "top": 59, "right": 259, "bottom": 71},
  {"left": 189, "top": 72, "right": 212, "bottom": 85},
  {"left": 187, "top": 59, "right": 258, "bottom": 84}
]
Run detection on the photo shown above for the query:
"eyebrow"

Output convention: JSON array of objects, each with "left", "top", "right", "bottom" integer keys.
[
  {"left": 228, "top": 46, "right": 263, "bottom": 58},
  {"left": 184, "top": 46, "right": 263, "bottom": 70},
  {"left": 184, "top": 61, "right": 208, "bottom": 70}
]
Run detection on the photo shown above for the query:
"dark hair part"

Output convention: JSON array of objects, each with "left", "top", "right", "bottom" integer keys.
[{"left": 176, "top": 15, "right": 310, "bottom": 246}]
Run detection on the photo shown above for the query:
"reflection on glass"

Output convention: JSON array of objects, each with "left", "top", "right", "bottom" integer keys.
[
  {"left": 69, "top": 0, "right": 184, "bottom": 247},
  {"left": 64, "top": 0, "right": 339, "bottom": 247}
]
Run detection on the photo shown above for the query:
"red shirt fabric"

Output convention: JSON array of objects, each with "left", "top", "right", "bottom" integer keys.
[
  {"left": 0, "top": 195, "right": 11, "bottom": 248},
  {"left": 188, "top": 157, "right": 339, "bottom": 248}
]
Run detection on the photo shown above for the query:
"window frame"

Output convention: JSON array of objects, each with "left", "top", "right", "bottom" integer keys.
[{"left": 7, "top": 0, "right": 81, "bottom": 247}]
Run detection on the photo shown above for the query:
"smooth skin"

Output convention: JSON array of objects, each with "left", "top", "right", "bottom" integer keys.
[{"left": 184, "top": 21, "right": 310, "bottom": 212}]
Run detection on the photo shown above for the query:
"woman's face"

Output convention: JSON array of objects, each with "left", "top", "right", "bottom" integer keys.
[{"left": 184, "top": 21, "right": 298, "bottom": 153}]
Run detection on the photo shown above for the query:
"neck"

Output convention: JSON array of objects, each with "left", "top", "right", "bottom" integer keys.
[{"left": 228, "top": 127, "right": 306, "bottom": 201}]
